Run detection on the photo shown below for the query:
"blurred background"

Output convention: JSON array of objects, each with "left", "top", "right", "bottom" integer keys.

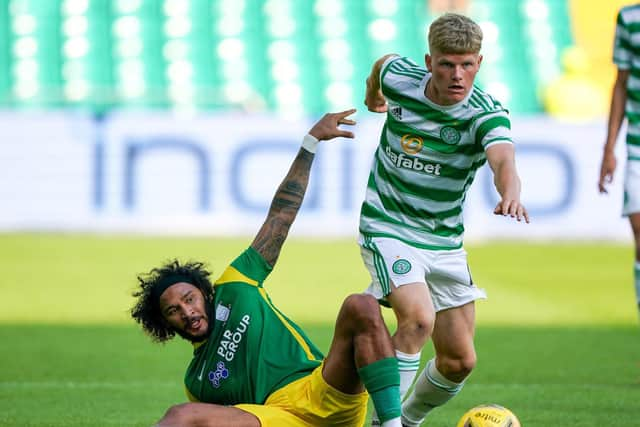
[
  {"left": 0, "top": 0, "right": 625, "bottom": 115},
  {"left": 1, "top": 0, "right": 639, "bottom": 303},
  {"left": 0, "top": 0, "right": 639, "bottom": 304},
  {"left": 0, "top": 0, "right": 637, "bottom": 241},
  {"left": 0, "top": 0, "right": 637, "bottom": 327}
]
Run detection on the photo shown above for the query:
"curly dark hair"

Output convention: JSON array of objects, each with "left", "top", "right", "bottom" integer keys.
[{"left": 131, "top": 259, "right": 215, "bottom": 343}]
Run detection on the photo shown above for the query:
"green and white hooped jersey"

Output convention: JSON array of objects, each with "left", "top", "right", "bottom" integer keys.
[
  {"left": 614, "top": 4, "right": 640, "bottom": 161},
  {"left": 359, "top": 55, "right": 513, "bottom": 250},
  {"left": 183, "top": 247, "right": 323, "bottom": 405}
]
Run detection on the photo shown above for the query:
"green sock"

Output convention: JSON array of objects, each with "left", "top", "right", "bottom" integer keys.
[{"left": 358, "top": 357, "right": 401, "bottom": 423}]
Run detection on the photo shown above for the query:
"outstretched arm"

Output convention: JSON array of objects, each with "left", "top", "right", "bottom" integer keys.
[
  {"left": 251, "top": 109, "right": 356, "bottom": 267},
  {"left": 599, "top": 69, "right": 629, "bottom": 193},
  {"left": 486, "top": 143, "right": 529, "bottom": 223}
]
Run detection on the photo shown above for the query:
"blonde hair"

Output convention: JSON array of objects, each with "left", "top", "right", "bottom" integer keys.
[{"left": 428, "top": 13, "right": 483, "bottom": 54}]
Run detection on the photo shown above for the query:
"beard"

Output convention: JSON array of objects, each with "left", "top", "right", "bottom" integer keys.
[
  {"left": 176, "top": 328, "right": 208, "bottom": 343},
  {"left": 174, "top": 300, "right": 215, "bottom": 343}
]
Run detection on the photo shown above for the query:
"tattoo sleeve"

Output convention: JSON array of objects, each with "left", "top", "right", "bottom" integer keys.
[{"left": 251, "top": 148, "right": 314, "bottom": 267}]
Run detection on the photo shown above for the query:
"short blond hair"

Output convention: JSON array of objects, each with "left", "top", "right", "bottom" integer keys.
[{"left": 428, "top": 13, "right": 483, "bottom": 54}]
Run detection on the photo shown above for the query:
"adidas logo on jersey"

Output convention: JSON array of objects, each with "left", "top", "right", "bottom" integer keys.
[{"left": 390, "top": 106, "right": 402, "bottom": 120}]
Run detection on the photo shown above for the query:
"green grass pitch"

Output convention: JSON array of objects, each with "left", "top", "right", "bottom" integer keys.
[{"left": 0, "top": 234, "right": 639, "bottom": 426}]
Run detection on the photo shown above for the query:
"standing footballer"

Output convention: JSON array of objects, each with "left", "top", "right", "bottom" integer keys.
[
  {"left": 358, "top": 13, "right": 529, "bottom": 426},
  {"left": 599, "top": 3, "right": 640, "bottom": 320}
]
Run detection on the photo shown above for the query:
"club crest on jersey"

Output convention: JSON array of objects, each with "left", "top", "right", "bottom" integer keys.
[
  {"left": 392, "top": 259, "right": 412, "bottom": 274},
  {"left": 440, "top": 126, "right": 461, "bottom": 144},
  {"left": 390, "top": 105, "right": 402, "bottom": 120},
  {"left": 208, "top": 361, "right": 229, "bottom": 388},
  {"left": 215, "top": 304, "right": 230, "bottom": 322},
  {"left": 400, "top": 134, "right": 423, "bottom": 155}
]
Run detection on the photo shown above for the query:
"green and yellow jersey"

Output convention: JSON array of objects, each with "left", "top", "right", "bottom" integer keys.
[{"left": 184, "top": 247, "right": 324, "bottom": 405}]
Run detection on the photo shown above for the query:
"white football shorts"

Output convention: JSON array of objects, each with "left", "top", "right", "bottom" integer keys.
[
  {"left": 623, "top": 159, "right": 640, "bottom": 216},
  {"left": 359, "top": 234, "right": 487, "bottom": 312}
]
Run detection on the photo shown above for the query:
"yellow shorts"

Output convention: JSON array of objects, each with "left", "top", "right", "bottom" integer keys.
[{"left": 235, "top": 363, "right": 368, "bottom": 427}]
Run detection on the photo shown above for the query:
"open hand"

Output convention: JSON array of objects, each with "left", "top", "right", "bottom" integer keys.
[
  {"left": 308, "top": 109, "right": 356, "bottom": 141},
  {"left": 493, "top": 199, "right": 530, "bottom": 223}
]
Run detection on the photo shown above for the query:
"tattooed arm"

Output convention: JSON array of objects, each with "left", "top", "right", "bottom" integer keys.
[{"left": 251, "top": 109, "right": 356, "bottom": 267}]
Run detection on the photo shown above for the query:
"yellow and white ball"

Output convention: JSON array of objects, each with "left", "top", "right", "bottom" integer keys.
[{"left": 456, "top": 404, "right": 521, "bottom": 427}]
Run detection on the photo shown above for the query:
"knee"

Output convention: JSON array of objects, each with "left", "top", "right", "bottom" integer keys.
[
  {"left": 396, "top": 307, "right": 434, "bottom": 341},
  {"left": 158, "top": 403, "right": 192, "bottom": 426},
  {"left": 341, "top": 294, "right": 385, "bottom": 331},
  {"left": 438, "top": 354, "right": 477, "bottom": 382}
]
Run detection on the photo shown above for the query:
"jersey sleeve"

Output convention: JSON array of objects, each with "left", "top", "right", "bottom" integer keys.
[
  {"left": 214, "top": 247, "right": 273, "bottom": 288},
  {"left": 614, "top": 9, "right": 631, "bottom": 70},
  {"left": 473, "top": 110, "right": 513, "bottom": 150},
  {"left": 380, "top": 55, "right": 425, "bottom": 96},
  {"left": 379, "top": 55, "right": 401, "bottom": 91}
]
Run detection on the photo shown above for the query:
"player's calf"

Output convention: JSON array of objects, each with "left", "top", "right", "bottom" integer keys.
[{"left": 401, "top": 358, "right": 468, "bottom": 427}]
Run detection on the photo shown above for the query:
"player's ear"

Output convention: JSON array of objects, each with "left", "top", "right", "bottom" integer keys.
[
  {"left": 477, "top": 54, "right": 483, "bottom": 67},
  {"left": 425, "top": 54, "right": 432, "bottom": 72}
]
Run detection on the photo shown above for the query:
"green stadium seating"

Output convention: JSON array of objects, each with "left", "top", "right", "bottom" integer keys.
[
  {"left": 0, "top": 0, "right": 10, "bottom": 106},
  {"left": 0, "top": 0, "right": 573, "bottom": 114}
]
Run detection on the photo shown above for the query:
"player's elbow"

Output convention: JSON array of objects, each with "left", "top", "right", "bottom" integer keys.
[{"left": 372, "top": 54, "right": 397, "bottom": 75}]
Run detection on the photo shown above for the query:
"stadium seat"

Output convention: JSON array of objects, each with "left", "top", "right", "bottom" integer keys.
[{"left": 0, "top": 0, "right": 577, "bottom": 115}]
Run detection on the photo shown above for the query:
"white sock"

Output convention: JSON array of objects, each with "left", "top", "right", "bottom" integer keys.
[
  {"left": 401, "top": 359, "right": 464, "bottom": 426},
  {"left": 381, "top": 417, "right": 402, "bottom": 427},
  {"left": 396, "top": 349, "right": 421, "bottom": 399}
]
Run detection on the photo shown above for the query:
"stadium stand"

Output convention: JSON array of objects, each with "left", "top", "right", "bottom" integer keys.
[
  {"left": 0, "top": 0, "right": 583, "bottom": 115},
  {"left": 568, "top": 0, "right": 635, "bottom": 98}
]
